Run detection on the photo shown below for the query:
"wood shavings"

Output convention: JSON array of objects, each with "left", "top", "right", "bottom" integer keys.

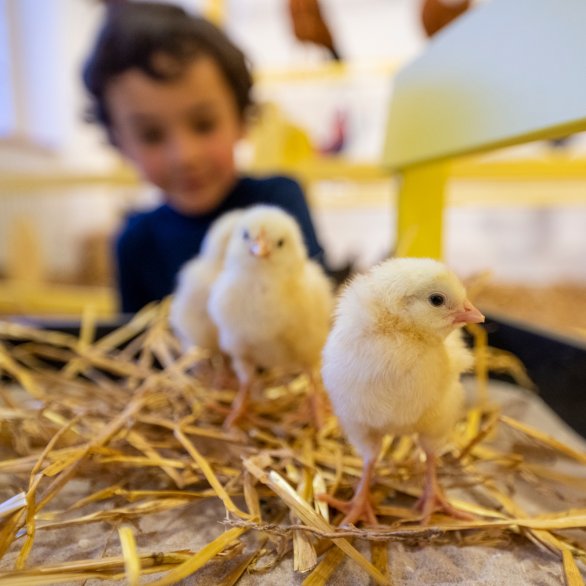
[{"left": 0, "top": 302, "right": 585, "bottom": 584}]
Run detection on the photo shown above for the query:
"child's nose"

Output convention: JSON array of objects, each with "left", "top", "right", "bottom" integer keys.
[{"left": 167, "top": 129, "right": 202, "bottom": 166}]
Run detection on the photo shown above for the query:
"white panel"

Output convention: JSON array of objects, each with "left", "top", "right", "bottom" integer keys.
[
  {"left": 0, "top": 0, "right": 15, "bottom": 136},
  {"left": 383, "top": 0, "right": 586, "bottom": 168}
]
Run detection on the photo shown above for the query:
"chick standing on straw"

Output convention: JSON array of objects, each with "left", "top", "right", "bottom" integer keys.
[
  {"left": 209, "top": 205, "right": 333, "bottom": 428},
  {"left": 320, "top": 257, "right": 484, "bottom": 525},
  {"left": 170, "top": 210, "right": 244, "bottom": 353}
]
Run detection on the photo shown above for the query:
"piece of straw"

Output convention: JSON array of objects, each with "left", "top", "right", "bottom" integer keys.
[{"left": 118, "top": 525, "right": 141, "bottom": 586}]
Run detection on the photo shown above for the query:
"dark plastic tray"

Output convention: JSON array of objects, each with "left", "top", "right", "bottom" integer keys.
[{"left": 482, "top": 311, "right": 586, "bottom": 438}]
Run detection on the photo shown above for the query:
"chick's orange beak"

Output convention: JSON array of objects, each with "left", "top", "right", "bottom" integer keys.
[
  {"left": 452, "top": 300, "right": 485, "bottom": 325},
  {"left": 249, "top": 230, "right": 271, "bottom": 258}
]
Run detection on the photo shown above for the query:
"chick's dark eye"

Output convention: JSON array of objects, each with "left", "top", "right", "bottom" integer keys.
[
  {"left": 428, "top": 293, "right": 446, "bottom": 307},
  {"left": 242, "top": 229, "right": 249, "bottom": 240},
  {"left": 277, "top": 239, "right": 285, "bottom": 248}
]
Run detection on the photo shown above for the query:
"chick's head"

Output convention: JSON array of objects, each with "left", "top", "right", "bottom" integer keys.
[
  {"left": 369, "top": 258, "right": 484, "bottom": 338},
  {"left": 200, "top": 210, "right": 245, "bottom": 263},
  {"left": 225, "top": 205, "right": 307, "bottom": 272}
]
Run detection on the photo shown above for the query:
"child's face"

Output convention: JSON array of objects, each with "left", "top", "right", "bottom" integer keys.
[{"left": 106, "top": 55, "right": 246, "bottom": 215}]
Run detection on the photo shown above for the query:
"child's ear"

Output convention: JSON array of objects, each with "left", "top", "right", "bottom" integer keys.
[
  {"left": 108, "top": 127, "right": 135, "bottom": 163},
  {"left": 239, "top": 105, "right": 258, "bottom": 140},
  {"left": 236, "top": 118, "right": 248, "bottom": 140}
]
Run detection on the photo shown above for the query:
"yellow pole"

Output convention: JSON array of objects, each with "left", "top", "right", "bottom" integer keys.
[
  {"left": 396, "top": 160, "right": 449, "bottom": 259},
  {"left": 203, "top": 0, "right": 225, "bottom": 26}
]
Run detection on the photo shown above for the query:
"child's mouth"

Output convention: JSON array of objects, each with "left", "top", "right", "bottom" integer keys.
[{"left": 178, "top": 176, "right": 206, "bottom": 192}]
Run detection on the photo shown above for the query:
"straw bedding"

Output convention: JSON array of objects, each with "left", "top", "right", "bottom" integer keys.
[{"left": 0, "top": 304, "right": 585, "bottom": 585}]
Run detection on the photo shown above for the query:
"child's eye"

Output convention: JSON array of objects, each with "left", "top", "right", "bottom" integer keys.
[
  {"left": 137, "top": 127, "right": 165, "bottom": 144},
  {"left": 191, "top": 118, "right": 217, "bottom": 134}
]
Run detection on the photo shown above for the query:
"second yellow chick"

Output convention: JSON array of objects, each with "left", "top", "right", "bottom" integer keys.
[{"left": 208, "top": 205, "right": 333, "bottom": 428}]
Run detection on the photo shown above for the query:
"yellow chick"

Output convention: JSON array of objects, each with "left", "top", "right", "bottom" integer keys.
[
  {"left": 320, "top": 257, "right": 484, "bottom": 525},
  {"left": 208, "top": 205, "right": 333, "bottom": 428},
  {"left": 169, "top": 210, "right": 244, "bottom": 352}
]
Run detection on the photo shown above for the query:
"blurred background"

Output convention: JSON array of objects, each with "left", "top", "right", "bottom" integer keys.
[{"left": 1, "top": 0, "right": 585, "bottom": 339}]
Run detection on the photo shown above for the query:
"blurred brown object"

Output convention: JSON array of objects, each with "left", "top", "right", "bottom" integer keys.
[
  {"left": 420, "top": 0, "right": 471, "bottom": 38},
  {"left": 288, "top": 0, "right": 341, "bottom": 60},
  {"left": 77, "top": 231, "right": 114, "bottom": 287},
  {"left": 5, "top": 217, "right": 45, "bottom": 285},
  {"left": 473, "top": 282, "right": 586, "bottom": 341}
]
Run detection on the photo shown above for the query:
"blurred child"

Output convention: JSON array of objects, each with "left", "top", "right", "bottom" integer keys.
[{"left": 83, "top": 1, "right": 325, "bottom": 313}]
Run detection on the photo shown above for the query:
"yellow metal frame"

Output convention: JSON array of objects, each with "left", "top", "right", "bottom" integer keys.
[
  {"left": 203, "top": 0, "right": 225, "bottom": 26},
  {"left": 394, "top": 125, "right": 586, "bottom": 260},
  {"left": 0, "top": 281, "right": 115, "bottom": 317},
  {"left": 383, "top": 0, "right": 586, "bottom": 259},
  {"left": 397, "top": 161, "right": 449, "bottom": 260}
]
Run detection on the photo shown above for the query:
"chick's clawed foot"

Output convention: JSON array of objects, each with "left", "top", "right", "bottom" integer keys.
[
  {"left": 414, "top": 484, "right": 474, "bottom": 524},
  {"left": 415, "top": 454, "right": 474, "bottom": 524},
  {"left": 319, "top": 490, "right": 378, "bottom": 527},
  {"left": 318, "top": 462, "right": 378, "bottom": 526}
]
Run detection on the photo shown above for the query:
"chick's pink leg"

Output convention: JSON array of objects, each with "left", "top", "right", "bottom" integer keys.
[
  {"left": 307, "top": 369, "right": 329, "bottom": 429},
  {"left": 415, "top": 449, "right": 473, "bottom": 523},
  {"left": 283, "top": 370, "right": 329, "bottom": 429},
  {"left": 211, "top": 353, "right": 237, "bottom": 390},
  {"left": 223, "top": 358, "right": 253, "bottom": 429},
  {"left": 319, "top": 456, "right": 378, "bottom": 526},
  {"left": 223, "top": 382, "right": 251, "bottom": 428}
]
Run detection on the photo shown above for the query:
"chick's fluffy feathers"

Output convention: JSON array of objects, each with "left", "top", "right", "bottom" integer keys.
[
  {"left": 209, "top": 206, "right": 333, "bottom": 376},
  {"left": 169, "top": 210, "right": 244, "bottom": 351}
]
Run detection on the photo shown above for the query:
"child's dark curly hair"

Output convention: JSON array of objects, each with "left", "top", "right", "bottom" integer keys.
[{"left": 83, "top": 2, "right": 254, "bottom": 142}]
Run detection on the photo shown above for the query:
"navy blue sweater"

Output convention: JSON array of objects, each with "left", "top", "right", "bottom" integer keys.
[{"left": 115, "top": 175, "right": 324, "bottom": 313}]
